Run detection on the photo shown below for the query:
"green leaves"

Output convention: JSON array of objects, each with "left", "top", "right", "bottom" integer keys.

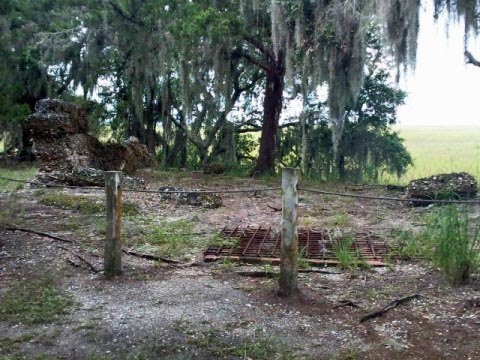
[{"left": 168, "top": 3, "right": 241, "bottom": 43}]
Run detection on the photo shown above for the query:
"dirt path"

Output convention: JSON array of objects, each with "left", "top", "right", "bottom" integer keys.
[{"left": 1, "top": 173, "right": 479, "bottom": 359}]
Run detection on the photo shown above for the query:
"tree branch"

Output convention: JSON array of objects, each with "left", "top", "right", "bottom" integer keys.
[
  {"left": 105, "top": 0, "right": 144, "bottom": 27},
  {"left": 244, "top": 36, "right": 274, "bottom": 60},
  {"left": 232, "top": 48, "right": 270, "bottom": 71},
  {"left": 465, "top": 50, "right": 480, "bottom": 67}
]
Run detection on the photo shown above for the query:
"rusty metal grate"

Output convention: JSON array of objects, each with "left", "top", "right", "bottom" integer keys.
[{"left": 204, "top": 227, "right": 397, "bottom": 266}]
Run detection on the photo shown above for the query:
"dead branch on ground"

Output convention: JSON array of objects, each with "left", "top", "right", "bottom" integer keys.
[
  {"left": 57, "top": 245, "right": 100, "bottom": 273},
  {"left": 360, "top": 294, "right": 421, "bottom": 323},
  {"left": 122, "top": 249, "right": 185, "bottom": 265},
  {"left": 267, "top": 204, "right": 281, "bottom": 212},
  {"left": 2, "top": 225, "right": 75, "bottom": 243}
]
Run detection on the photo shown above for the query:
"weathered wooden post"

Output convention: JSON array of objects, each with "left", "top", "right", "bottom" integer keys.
[
  {"left": 104, "top": 171, "right": 123, "bottom": 277},
  {"left": 279, "top": 167, "right": 300, "bottom": 296}
]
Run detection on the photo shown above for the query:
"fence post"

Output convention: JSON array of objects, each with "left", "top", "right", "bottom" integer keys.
[
  {"left": 279, "top": 167, "right": 300, "bottom": 296},
  {"left": 104, "top": 171, "right": 123, "bottom": 277}
]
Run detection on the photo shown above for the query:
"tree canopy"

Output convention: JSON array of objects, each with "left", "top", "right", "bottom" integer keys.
[{"left": 1, "top": 0, "right": 479, "bottom": 179}]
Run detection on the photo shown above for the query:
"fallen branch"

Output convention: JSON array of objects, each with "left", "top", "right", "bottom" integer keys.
[
  {"left": 300, "top": 269, "right": 341, "bottom": 275},
  {"left": 122, "top": 249, "right": 184, "bottom": 265},
  {"left": 360, "top": 294, "right": 420, "bottom": 323},
  {"left": 236, "top": 271, "right": 278, "bottom": 278},
  {"left": 66, "top": 258, "right": 82, "bottom": 269},
  {"left": 57, "top": 245, "right": 100, "bottom": 273},
  {"left": 2, "top": 225, "right": 74, "bottom": 244},
  {"left": 267, "top": 204, "right": 282, "bottom": 212},
  {"left": 3, "top": 224, "right": 101, "bottom": 272},
  {"left": 333, "top": 300, "right": 361, "bottom": 309},
  {"left": 236, "top": 268, "right": 340, "bottom": 278}
]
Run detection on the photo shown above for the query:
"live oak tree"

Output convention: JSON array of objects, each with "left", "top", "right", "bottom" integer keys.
[
  {"left": 1, "top": 0, "right": 479, "bottom": 178},
  {"left": 0, "top": 0, "right": 86, "bottom": 158}
]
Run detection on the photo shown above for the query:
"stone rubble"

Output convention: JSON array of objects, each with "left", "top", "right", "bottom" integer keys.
[
  {"left": 23, "top": 99, "right": 156, "bottom": 185},
  {"left": 405, "top": 172, "right": 477, "bottom": 206}
]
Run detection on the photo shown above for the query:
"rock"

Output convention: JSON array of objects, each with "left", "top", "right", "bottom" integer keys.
[
  {"left": 405, "top": 172, "right": 477, "bottom": 206},
  {"left": 158, "top": 186, "right": 223, "bottom": 208}
]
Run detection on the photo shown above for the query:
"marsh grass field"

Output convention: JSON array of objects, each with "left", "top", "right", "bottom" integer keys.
[{"left": 388, "top": 124, "right": 480, "bottom": 185}]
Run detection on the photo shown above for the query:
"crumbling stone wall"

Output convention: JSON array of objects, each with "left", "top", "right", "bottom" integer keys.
[
  {"left": 405, "top": 172, "right": 477, "bottom": 206},
  {"left": 24, "top": 99, "right": 156, "bottom": 175}
]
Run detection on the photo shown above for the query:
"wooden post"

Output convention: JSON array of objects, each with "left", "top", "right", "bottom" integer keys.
[
  {"left": 104, "top": 171, "right": 123, "bottom": 277},
  {"left": 279, "top": 167, "right": 300, "bottom": 296}
]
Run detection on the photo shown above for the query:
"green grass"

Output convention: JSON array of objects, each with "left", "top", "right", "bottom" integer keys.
[
  {"left": 332, "top": 237, "right": 360, "bottom": 270},
  {"left": 0, "top": 166, "right": 37, "bottom": 192},
  {"left": 388, "top": 125, "right": 480, "bottom": 184},
  {"left": 332, "top": 212, "right": 350, "bottom": 227},
  {"left": 153, "top": 323, "right": 300, "bottom": 360},
  {"left": 423, "top": 205, "right": 480, "bottom": 284},
  {"left": 390, "top": 229, "right": 431, "bottom": 260},
  {"left": 392, "top": 205, "right": 480, "bottom": 284},
  {"left": 37, "top": 192, "right": 139, "bottom": 216},
  {"left": 124, "top": 216, "right": 208, "bottom": 259},
  {"left": 0, "top": 274, "right": 74, "bottom": 324}
]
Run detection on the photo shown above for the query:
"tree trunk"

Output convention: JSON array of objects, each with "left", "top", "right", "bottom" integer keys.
[
  {"left": 166, "top": 127, "right": 187, "bottom": 168},
  {"left": 145, "top": 88, "right": 157, "bottom": 155},
  {"left": 252, "top": 58, "right": 285, "bottom": 176},
  {"left": 300, "top": 111, "right": 308, "bottom": 175},
  {"left": 337, "top": 153, "right": 346, "bottom": 182},
  {"left": 128, "top": 113, "right": 146, "bottom": 143}
]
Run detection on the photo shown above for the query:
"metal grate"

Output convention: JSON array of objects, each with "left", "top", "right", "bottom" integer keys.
[{"left": 204, "top": 227, "right": 397, "bottom": 266}]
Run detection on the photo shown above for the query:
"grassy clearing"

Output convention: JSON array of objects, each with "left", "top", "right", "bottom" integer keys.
[
  {"left": 389, "top": 125, "right": 480, "bottom": 184},
  {"left": 0, "top": 274, "right": 73, "bottom": 324},
  {"left": 0, "top": 166, "right": 37, "bottom": 192}
]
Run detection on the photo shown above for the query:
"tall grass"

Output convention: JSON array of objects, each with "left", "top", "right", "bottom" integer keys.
[
  {"left": 423, "top": 205, "right": 480, "bottom": 284},
  {"left": 332, "top": 237, "right": 360, "bottom": 269},
  {"left": 386, "top": 125, "right": 480, "bottom": 184}
]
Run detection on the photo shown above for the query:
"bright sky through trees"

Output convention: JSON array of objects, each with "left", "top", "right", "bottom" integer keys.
[{"left": 397, "top": 1, "right": 480, "bottom": 126}]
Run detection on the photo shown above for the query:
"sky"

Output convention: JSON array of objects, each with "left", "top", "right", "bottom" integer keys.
[{"left": 397, "top": 2, "right": 480, "bottom": 126}]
